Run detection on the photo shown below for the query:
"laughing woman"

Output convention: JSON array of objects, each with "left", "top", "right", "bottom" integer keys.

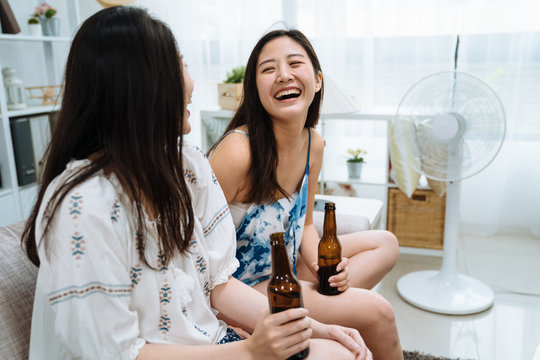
[{"left": 209, "top": 29, "right": 403, "bottom": 360}]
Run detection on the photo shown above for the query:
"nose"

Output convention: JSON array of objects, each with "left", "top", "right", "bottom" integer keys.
[{"left": 277, "top": 67, "right": 293, "bottom": 82}]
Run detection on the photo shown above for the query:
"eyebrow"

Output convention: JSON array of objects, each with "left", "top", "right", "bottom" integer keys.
[{"left": 257, "top": 53, "right": 306, "bottom": 69}]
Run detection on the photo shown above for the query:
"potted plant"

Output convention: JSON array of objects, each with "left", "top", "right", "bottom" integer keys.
[
  {"left": 346, "top": 148, "right": 367, "bottom": 179},
  {"left": 27, "top": 16, "right": 42, "bottom": 36},
  {"left": 33, "top": 2, "right": 60, "bottom": 36},
  {"left": 217, "top": 65, "right": 245, "bottom": 111}
]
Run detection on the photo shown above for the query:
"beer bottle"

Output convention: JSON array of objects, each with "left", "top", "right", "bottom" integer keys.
[
  {"left": 267, "top": 232, "right": 309, "bottom": 360},
  {"left": 317, "top": 202, "right": 343, "bottom": 295}
]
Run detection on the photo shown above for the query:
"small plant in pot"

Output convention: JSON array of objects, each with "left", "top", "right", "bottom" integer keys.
[
  {"left": 27, "top": 16, "right": 42, "bottom": 36},
  {"left": 346, "top": 148, "right": 367, "bottom": 179},
  {"left": 217, "top": 65, "right": 245, "bottom": 111}
]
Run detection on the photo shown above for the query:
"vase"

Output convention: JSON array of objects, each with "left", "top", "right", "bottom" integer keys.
[
  {"left": 41, "top": 17, "right": 60, "bottom": 36},
  {"left": 346, "top": 161, "right": 363, "bottom": 179},
  {"left": 28, "top": 23, "right": 42, "bottom": 36}
]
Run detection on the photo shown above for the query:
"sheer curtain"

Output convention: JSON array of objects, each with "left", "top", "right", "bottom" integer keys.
[
  {"left": 295, "top": 0, "right": 540, "bottom": 236},
  {"left": 139, "top": 0, "right": 540, "bottom": 236}
]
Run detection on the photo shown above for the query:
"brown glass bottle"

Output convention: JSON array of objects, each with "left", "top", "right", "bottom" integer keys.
[
  {"left": 267, "top": 232, "right": 309, "bottom": 360},
  {"left": 317, "top": 202, "right": 343, "bottom": 295}
]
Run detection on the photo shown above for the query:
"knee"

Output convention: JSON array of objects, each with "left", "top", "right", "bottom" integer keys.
[
  {"left": 376, "top": 294, "right": 396, "bottom": 324},
  {"left": 380, "top": 230, "right": 400, "bottom": 268},
  {"left": 363, "top": 292, "right": 397, "bottom": 330}
]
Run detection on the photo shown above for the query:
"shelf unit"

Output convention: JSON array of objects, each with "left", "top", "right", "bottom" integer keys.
[
  {"left": 201, "top": 109, "right": 394, "bottom": 223},
  {"left": 318, "top": 111, "right": 396, "bottom": 230},
  {"left": 0, "top": 1, "right": 80, "bottom": 226}
]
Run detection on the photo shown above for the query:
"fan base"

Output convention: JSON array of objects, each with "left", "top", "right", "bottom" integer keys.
[{"left": 397, "top": 270, "right": 494, "bottom": 315}]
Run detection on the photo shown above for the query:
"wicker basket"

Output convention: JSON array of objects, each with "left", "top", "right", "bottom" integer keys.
[{"left": 387, "top": 188, "right": 446, "bottom": 250}]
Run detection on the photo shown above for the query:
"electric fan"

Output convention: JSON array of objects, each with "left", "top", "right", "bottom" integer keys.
[{"left": 393, "top": 71, "right": 506, "bottom": 315}]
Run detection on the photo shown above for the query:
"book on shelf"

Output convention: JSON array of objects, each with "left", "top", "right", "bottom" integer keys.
[{"left": 0, "top": 0, "right": 21, "bottom": 34}]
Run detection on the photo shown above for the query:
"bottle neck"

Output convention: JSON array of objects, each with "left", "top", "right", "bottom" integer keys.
[
  {"left": 270, "top": 235, "right": 293, "bottom": 276},
  {"left": 323, "top": 208, "right": 337, "bottom": 238}
]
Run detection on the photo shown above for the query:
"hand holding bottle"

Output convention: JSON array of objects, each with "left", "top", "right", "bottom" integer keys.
[
  {"left": 317, "top": 202, "right": 344, "bottom": 295},
  {"left": 312, "top": 257, "right": 351, "bottom": 292},
  {"left": 245, "top": 308, "right": 312, "bottom": 360}
]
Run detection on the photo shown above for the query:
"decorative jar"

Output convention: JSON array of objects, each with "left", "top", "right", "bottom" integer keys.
[{"left": 2, "top": 68, "right": 26, "bottom": 110}]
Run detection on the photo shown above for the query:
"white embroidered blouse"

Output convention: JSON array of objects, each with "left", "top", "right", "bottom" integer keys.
[{"left": 29, "top": 143, "right": 239, "bottom": 360}]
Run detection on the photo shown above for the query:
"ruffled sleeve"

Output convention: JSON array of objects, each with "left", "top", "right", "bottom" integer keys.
[
  {"left": 35, "top": 175, "right": 145, "bottom": 359},
  {"left": 182, "top": 143, "right": 239, "bottom": 289}
]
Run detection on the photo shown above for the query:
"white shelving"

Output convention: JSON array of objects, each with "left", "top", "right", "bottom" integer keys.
[
  {"left": 5, "top": 104, "right": 60, "bottom": 117},
  {"left": 318, "top": 112, "right": 392, "bottom": 228},
  {"left": 0, "top": 0, "right": 80, "bottom": 226},
  {"left": 200, "top": 109, "right": 394, "bottom": 224},
  {"left": 0, "top": 34, "right": 72, "bottom": 42}
]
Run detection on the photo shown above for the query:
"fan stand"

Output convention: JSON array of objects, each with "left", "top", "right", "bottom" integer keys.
[{"left": 396, "top": 113, "right": 495, "bottom": 315}]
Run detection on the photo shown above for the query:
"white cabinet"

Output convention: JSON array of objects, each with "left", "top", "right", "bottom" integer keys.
[{"left": 0, "top": 0, "right": 81, "bottom": 226}]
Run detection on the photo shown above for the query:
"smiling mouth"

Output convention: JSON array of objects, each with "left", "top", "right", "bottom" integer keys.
[{"left": 275, "top": 88, "right": 301, "bottom": 100}]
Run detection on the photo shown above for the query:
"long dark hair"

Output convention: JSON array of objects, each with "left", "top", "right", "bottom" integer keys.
[
  {"left": 212, "top": 29, "right": 324, "bottom": 203},
  {"left": 22, "top": 6, "right": 194, "bottom": 267}
]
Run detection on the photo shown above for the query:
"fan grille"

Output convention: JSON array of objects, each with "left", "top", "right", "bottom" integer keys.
[{"left": 393, "top": 71, "right": 506, "bottom": 182}]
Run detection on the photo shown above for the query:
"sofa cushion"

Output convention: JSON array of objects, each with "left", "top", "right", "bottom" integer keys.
[
  {"left": 313, "top": 211, "right": 370, "bottom": 237},
  {"left": 0, "top": 221, "right": 37, "bottom": 359}
]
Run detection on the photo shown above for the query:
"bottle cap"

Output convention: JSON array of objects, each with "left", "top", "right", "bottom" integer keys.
[{"left": 324, "top": 201, "right": 336, "bottom": 210}]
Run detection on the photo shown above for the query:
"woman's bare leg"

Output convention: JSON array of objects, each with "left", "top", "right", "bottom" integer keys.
[
  {"left": 253, "top": 279, "right": 404, "bottom": 360},
  {"left": 309, "top": 338, "right": 358, "bottom": 360},
  {"left": 298, "top": 230, "right": 400, "bottom": 289}
]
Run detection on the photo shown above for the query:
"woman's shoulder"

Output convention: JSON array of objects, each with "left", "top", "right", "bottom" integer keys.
[
  {"left": 309, "top": 127, "right": 325, "bottom": 157},
  {"left": 39, "top": 160, "right": 130, "bottom": 228},
  {"left": 209, "top": 129, "right": 251, "bottom": 167}
]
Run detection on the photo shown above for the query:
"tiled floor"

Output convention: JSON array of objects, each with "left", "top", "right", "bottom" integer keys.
[{"left": 375, "top": 232, "right": 540, "bottom": 360}]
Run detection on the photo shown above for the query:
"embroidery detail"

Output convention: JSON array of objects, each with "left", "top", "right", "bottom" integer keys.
[
  {"left": 157, "top": 254, "right": 168, "bottom": 272},
  {"left": 184, "top": 169, "right": 197, "bottom": 184},
  {"left": 160, "top": 283, "right": 171, "bottom": 304},
  {"left": 71, "top": 232, "right": 85, "bottom": 260},
  {"left": 194, "top": 324, "right": 210, "bottom": 337},
  {"left": 203, "top": 204, "right": 229, "bottom": 237},
  {"left": 69, "top": 193, "right": 83, "bottom": 219},
  {"left": 111, "top": 200, "right": 121, "bottom": 223},
  {"left": 159, "top": 313, "right": 171, "bottom": 334},
  {"left": 203, "top": 280, "right": 210, "bottom": 297},
  {"left": 195, "top": 256, "right": 207, "bottom": 274},
  {"left": 211, "top": 170, "right": 219, "bottom": 185},
  {"left": 130, "top": 266, "right": 143, "bottom": 287},
  {"left": 193, "top": 145, "right": 207, "bottom": 158},
  {"left": 48, "top": 282, "right": 131, "bottom": 306}
]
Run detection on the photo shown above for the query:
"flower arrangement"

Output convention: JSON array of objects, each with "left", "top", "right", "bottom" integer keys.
[
  {"left": 30, "top": 2, "right": 57, "bottom": 23},
  {"left": 346, "top": 148, "right": 367, "bottom": 163}
]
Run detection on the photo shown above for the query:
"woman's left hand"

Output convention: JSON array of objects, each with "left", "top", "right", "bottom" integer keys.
[
  {"left": 310, "top": 319, "right": 372, "bottom": 360},
  {"left": 312, "top": 257, "right": 351, "bottom": 292}
]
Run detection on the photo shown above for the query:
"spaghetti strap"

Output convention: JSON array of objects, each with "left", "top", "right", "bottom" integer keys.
[
  {"left": 305, "top": 128, "right": 311, "bottom": 175},
  {"left": 208, "top": 129, "right": 249, "bottom": 157}
]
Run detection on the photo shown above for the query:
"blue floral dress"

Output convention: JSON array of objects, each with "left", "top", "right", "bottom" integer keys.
[{"left": 213, "top": 129, "right": 311, "bottom": 287}]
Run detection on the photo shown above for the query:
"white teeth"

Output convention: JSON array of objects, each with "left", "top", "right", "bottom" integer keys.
[{"left": 276, "top": 88, "right": 300, "bottom": 99}]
